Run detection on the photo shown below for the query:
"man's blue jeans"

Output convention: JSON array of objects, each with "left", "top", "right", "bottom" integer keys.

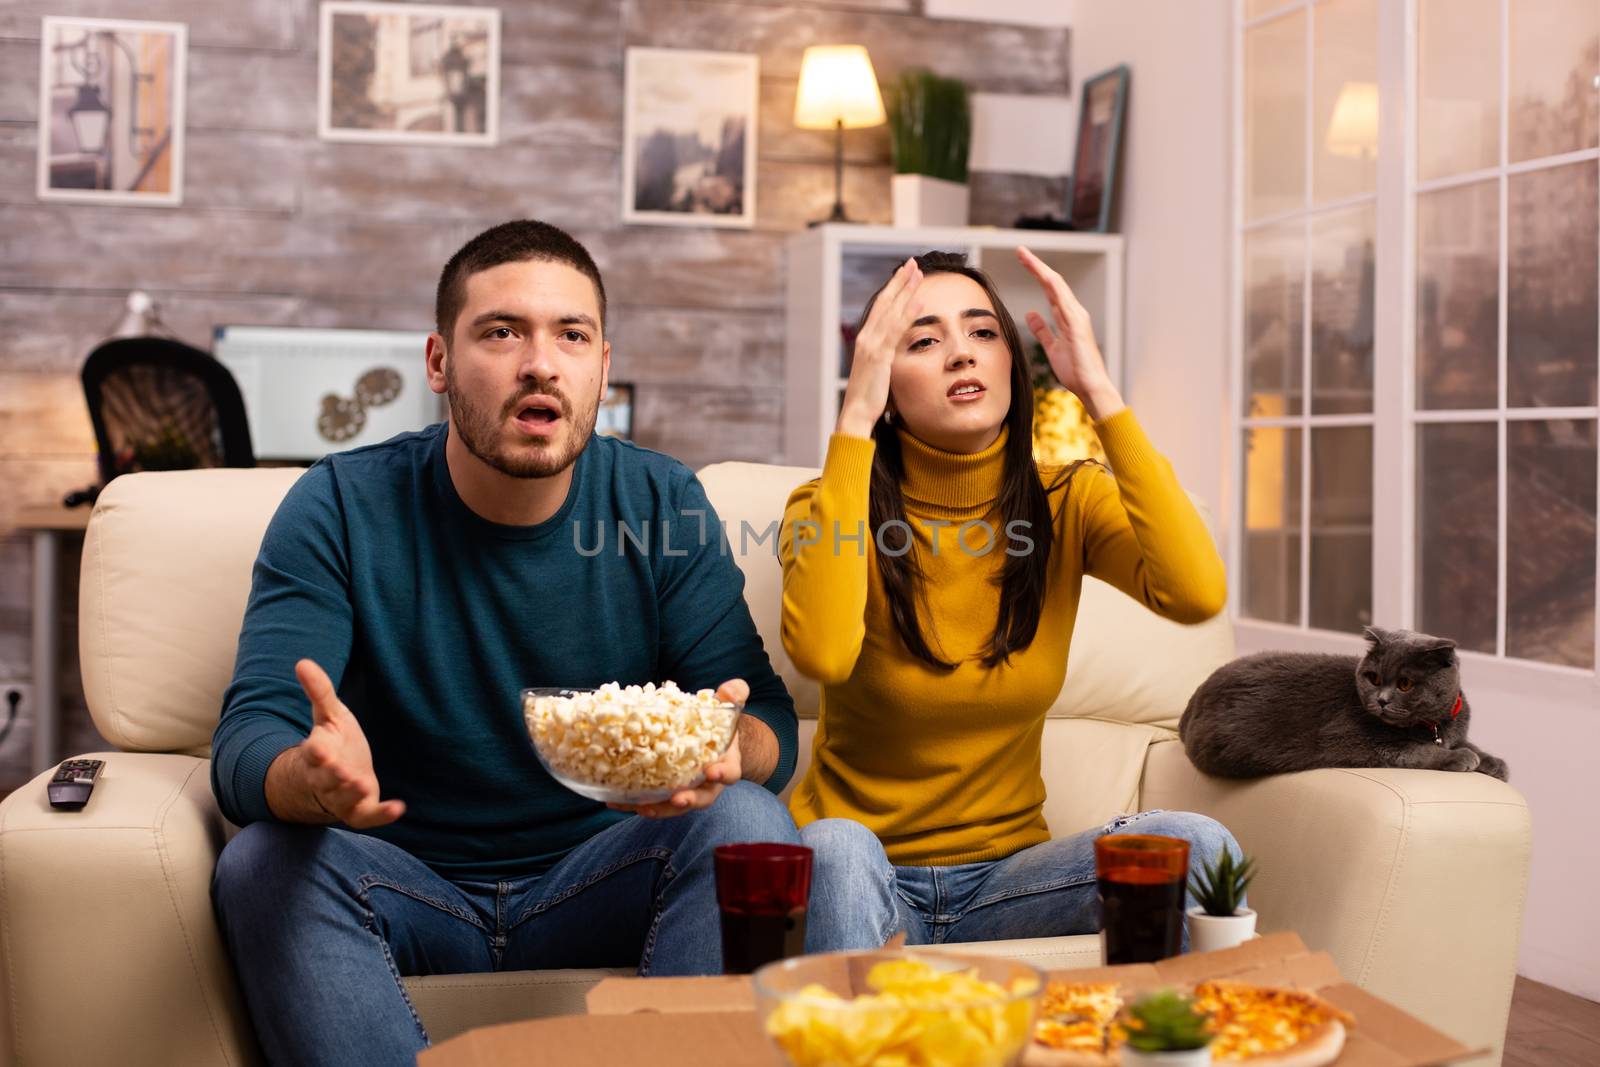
[
  {"left": 211, "top": 781, "right": 799, "bottom": 1067},
  {"left": 801, "top": 809, "right": 1241, "bottom": 948}
]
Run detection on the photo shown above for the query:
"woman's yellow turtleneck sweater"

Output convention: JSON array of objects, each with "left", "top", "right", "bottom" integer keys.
[{"left": 779, "top": 409, "right": 1226, "bottom": 866}]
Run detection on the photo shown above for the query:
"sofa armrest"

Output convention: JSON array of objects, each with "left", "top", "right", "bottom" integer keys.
[
  {"left": 0, "top": 753, "right": 260, "bottom": 1067},
  {"left": 1140, "top": 740, "right": 1530, "bottom": 1066}
]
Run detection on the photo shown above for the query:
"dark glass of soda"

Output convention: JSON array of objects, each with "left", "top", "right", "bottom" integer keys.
[
  {"left": 1094, "top": 834, "right": 1190, "bottom": 964},
  {"left": 714, "top": 843, "right": 813, "bottom": 974}
]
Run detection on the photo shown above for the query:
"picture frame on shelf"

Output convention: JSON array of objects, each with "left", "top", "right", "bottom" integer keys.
[
  {"left": 621, "top": 47, "right": 758, "bottom": 228},
  {"left": 36, "top": 16, "right": 188, "bottom": 206},
  {"left": 597, "top": 382, "right": 635, "bottom": 440},
  {"left": 1065, "top": 64, "right": 1129, "bottom": 233},
  {"left": 318, "top": 1, "right": 500, "bottom": 146}
]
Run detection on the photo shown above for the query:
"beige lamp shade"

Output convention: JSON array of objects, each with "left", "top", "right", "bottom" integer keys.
[
  {"left": 1325, "top": 81, "right": 1379, "bottom": 158},
  {"left": 793, "top": 45, "right": 886, "bottom": 130}
]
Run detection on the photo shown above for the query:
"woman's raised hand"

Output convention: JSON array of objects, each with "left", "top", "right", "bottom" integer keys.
[
  {"left": 1017, "top": 246, "right": 1124, "bottom": 421},
  {"left": 837, "top": 257, "right": 924, "bottom": 439}
]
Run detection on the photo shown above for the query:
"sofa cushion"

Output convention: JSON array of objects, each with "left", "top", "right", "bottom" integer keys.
[{"left": 80, "top": 467, "right": 306, "bottom": 755}]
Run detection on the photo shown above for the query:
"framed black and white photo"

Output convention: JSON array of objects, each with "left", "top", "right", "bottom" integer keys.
[
  {"left": 1065, "top": 64, "right": 1130, "bottom": 233},
  {"left": 596, "top": 382, "right": 635, "bottom": 440},
  {"left": 36, "top": 17, "right": 187, "bottom": 206},
  {"left": 318, "top": 1, "right": 499, "bottom": 146},
  {"left": 622, "top": 48, "right": 758, "bottom": 228}
]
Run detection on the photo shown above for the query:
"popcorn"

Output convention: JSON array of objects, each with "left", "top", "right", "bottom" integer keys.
[{"left": 524, "top": 681, "right": 740, "bottom": 797}]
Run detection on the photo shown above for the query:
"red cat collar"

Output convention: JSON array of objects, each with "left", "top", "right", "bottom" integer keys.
[{"left": 1425, "top": 692, "right": 1464, "bottom": 745}]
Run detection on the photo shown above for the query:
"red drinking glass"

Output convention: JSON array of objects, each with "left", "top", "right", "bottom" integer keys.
[
  {"left": 713, "top": 843, "right": 813, "bottom": 974},
  {"left": 1094, "top": 834, "right": 1190, "bottom": 964}
]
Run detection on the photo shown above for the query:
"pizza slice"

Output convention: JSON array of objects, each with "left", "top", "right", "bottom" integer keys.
[
  {"left": 1027, "top": 982, "right": 1126, "bottom": 1067},
  {"left": 1193, "top": 980, "right": 1355, "bottom": 1066}
]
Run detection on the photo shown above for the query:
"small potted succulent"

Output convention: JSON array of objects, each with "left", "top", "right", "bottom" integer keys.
[
  {"left": 1187, "top": 850, "right": 1258, "bottom": 953},
  {"left": 1120, "top": 990, "right": 1214, "bottom": 1066}
]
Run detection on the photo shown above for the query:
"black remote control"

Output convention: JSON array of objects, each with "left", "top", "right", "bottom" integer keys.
[{"left": 48, "top": 759, "right": 104, "bottom": 810}]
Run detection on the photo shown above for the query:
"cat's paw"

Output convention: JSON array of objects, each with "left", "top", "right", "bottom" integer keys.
[
  {"left": 1475, "top": 755, "right": 1510, "bottom": 781},
  {"left": 1441, "top": 748, "right": 1481, "bottom": 773}
]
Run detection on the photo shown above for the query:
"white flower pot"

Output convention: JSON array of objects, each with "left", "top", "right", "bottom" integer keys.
[
  {"left": 1186, "top": 906, "right": 1257, "bottom": 953},
  {"left": 1121, "top": 1045, "right": 1214, "bottom": 1066},
  {"left": 891, "top": 173, "right": 970, "bottom": 228}
]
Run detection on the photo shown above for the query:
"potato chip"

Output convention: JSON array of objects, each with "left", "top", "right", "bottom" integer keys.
[{"left": 764, "top": 958, "right": 1038, "bottom": 1067}]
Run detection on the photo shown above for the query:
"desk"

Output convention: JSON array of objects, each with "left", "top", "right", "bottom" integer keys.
[{"left": 15, "top": 505, "right": 91, "bottom": 776}]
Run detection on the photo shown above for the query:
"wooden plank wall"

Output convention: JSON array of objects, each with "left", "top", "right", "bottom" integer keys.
[{"left": 0, "top": 0, "right": 1068, "bottom": 787}]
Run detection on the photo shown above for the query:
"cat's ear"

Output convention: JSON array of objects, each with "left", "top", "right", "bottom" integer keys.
[
  {"left": 1362, "top": 626, "right": 1390, "bottom": 647},
  {"left": 1420, "top": 638, "right": 1458, "bottom": 668}
]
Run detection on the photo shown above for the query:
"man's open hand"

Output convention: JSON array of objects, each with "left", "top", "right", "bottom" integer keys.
[{"left": 292, "top": 658, "right": 405, "bottom": 829}]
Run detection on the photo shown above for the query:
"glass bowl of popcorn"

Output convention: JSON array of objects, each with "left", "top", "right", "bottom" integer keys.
[
  {"left": 521, "top": 682, "right": 743, "bottom": 805},
  {"left": 755, "top": 951, "right": 1043, "bottom": 1067}
]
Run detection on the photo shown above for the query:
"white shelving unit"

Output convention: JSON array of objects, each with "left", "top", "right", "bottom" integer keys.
[{"left": 783, "top": 223, "right": 1126, "bottom": 466}]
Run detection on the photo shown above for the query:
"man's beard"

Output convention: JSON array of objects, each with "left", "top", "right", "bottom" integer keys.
[{"left": 444, "top": 360, "right": 600, "bottom": 479}]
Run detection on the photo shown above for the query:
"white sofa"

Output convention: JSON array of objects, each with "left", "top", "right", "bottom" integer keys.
[{"left": 0, "top": 462, "right": 1530, "bottom": 1065}]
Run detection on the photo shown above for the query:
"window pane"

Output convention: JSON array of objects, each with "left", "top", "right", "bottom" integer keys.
[
  {"left": 1313, "top": 0, "right": 1378, "bottom": 203},
  {"left": 1418, "top": 0, "right": 1500, "bottom": 181},
  {"left": 1507, "top": 419, "right": 1597, "bottom": 668},
  {"left": 1509, "top": 0, "right": 1600, "bottom": 163},
  {"left": 1242, "top": 426, "right": 1303, "bottom": 623},
  {"left": 1246, "top": 0, "right": 1292, "bottom": 19},
  {"left": 1310, "top": 425, "right": 1373, "bottom": 632},
  {"left": 1417, "top": 423, "right": 1497, "bottom": 653},
  {"left": 1244, "top": 221, "right": 1305, "bottom": 417},
  {"left": 1508, "top": 162, "right": 1599, "bottom": 408},
  {"left": 1417, "top": 180, "right": 1499, "bottom": 410},
  {"left": 1246, "top": 11, "right": 1306, "bottom": 220},
  {"left": 1311, "top": 204, "right": 1375, "bottom": 414}
]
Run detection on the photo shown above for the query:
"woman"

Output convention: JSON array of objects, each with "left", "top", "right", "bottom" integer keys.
[{"left": 782, "top": 248, "right": 1238, "bottom": 950}]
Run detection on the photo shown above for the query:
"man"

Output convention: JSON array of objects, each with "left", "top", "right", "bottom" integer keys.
[{"left": 210, "top": 220, "right": 801, "bottom": 1066}]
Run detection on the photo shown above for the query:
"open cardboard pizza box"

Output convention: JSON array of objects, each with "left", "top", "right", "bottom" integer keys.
[{"left": 419, "top": 933, "right": 1484, "bottom": 1067}]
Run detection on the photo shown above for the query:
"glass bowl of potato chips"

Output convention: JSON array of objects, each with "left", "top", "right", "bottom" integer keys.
[{"left": 754, "top": 950, "right": 1043, "bottom": 1067}]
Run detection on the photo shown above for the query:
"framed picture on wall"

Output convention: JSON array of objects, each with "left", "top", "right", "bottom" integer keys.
[
  {"left": 596, "top": 382, "right": 635, "bottom": 440},
  {"left": 1065, "top": 64, "right": 1130, "bottom": 233},
  {"left": 622, "top": 48, "right": 758, "bottom": 228},
  {"left": 318, "top": 1, "right": 500, "bottom": 146},
  {"left": 36, "top": 17, "right": 187, "bottom": 206}
]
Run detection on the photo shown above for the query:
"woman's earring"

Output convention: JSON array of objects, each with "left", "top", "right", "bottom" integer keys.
[{"left": 884, "top": 408, "right": 895, "bottom": 425}]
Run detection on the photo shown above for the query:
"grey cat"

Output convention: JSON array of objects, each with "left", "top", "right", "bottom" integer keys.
[{"left": 1179, "top": 626, "right": 1509, "bottom": 781}]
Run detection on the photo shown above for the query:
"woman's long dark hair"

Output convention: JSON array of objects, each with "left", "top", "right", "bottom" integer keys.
[{"left": 862, "top": 251, "right": 1087, "bottom": 670}]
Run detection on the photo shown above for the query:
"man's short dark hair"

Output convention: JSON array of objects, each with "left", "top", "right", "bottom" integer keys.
[{"left": 434, "top": 219, "right": 607, "bottom": 341}]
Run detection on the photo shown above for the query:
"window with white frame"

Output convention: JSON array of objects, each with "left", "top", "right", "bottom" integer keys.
[
  {"left": 1238, "top": 0, "right": 1379, "bottom": 635},
  {"left": 1236, "top": 0, "right": 1599, "bottom": 675}
]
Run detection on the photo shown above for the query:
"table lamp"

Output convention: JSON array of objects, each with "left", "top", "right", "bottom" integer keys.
[{"left": 794, "top": 44, "right": 886, "bottom": 225}]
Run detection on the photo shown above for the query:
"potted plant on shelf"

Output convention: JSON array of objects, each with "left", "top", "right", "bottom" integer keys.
[
  {"left": 1187, "top": 849, "right": 1258, "bottom": 953},
  {"left": 1120, "top": 990, "right": 1215, "bottom": 1066},
  {"left": 884, "top": 68, "right": 971, "bottom": 228}
]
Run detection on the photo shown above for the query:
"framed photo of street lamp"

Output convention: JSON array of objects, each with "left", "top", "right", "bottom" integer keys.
[
  {"left": 622, "top": 47, "right": 759, "bottom": 228},
  {"left": 318, "top": 1, "right": 500, "bottom": 146},
  {"left": 36, "top": 17, "right": 187, "bottom": 206}
]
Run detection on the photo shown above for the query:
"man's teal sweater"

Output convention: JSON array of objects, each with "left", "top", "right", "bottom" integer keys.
[{"left": 210, "top": 423, "right": 797, "bottom": 879}]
